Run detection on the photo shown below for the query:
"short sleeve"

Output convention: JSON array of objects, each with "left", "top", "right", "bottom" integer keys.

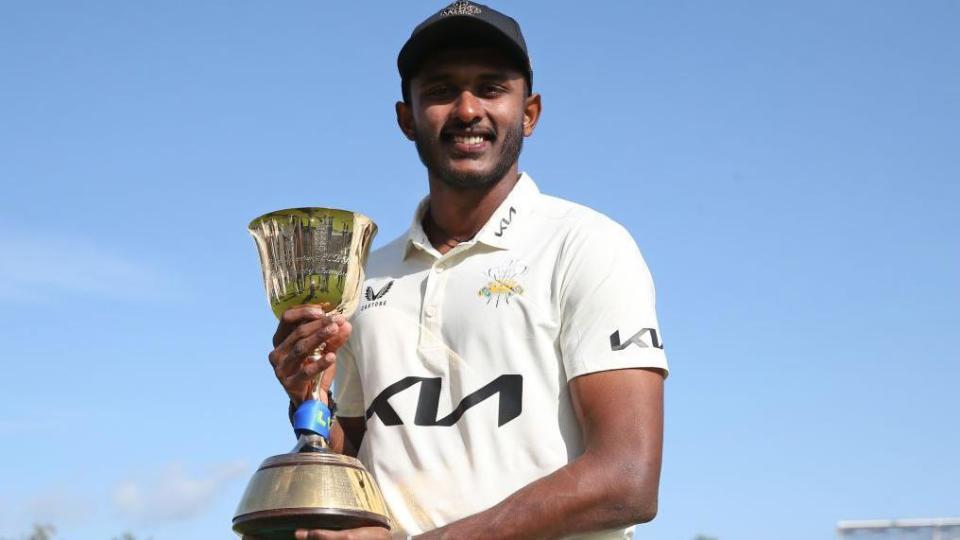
[
  {"left": 333, "top": 340, "right": 365, "bottom": 417},
  {"left": 558, "top": 213, "right": 669, "bottom": 380}
]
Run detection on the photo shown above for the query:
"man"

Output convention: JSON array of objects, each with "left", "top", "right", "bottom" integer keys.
[{"left": 256, "top": 2, "right": 668, "bottom": 539}]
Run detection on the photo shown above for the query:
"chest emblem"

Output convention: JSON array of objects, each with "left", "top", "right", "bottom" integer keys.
[
  {"left": 478, "top": 260, "right": 527, "bottom": 306},
  {"left": 360, "top": 280, "right": 393, "bottom": 311}
]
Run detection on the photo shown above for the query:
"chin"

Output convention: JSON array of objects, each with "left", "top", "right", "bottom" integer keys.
[
  {"left": 436, "top": 166, "right": 502, "bottom": 189},
  {"left": 416, "top": 138, "right": 518, "bottom": 190}
]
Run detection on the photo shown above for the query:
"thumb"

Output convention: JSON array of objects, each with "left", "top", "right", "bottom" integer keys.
[
  {"left": 325, "top": 321, "right": 352, "bottom": 351},
  {"left": 319, "top": 364, "right": 337, "bottom": 399}
]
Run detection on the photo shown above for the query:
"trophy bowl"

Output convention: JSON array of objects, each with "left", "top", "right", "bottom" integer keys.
[{"left": 234, "top": 208, "right": 390, "bottom": 539}]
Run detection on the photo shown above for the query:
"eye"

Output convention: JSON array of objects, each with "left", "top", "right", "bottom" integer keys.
[
  {"left": 480, "top": 84, "right": 507, "bottom": 97},
  {"left": 423, "top": 84, "right": 454, "bottom": 98}
]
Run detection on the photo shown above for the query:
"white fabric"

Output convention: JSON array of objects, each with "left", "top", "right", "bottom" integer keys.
[{"left": 335, "top": 173, "right": 668, "bottom": 538}]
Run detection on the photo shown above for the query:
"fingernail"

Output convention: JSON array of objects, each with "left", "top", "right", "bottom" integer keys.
[{"left": 325, "top": 323, "right": 338, "bottom": 334}]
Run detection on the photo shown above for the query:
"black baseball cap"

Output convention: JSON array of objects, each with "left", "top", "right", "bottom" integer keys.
[{"left": 398, "top": 1, "right": 533, "bottom": 95}]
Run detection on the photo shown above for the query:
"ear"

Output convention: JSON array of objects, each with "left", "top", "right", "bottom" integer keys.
[
  {"left": 395, "top": 101, "right": 416, "bottom": 141},
  {"left": 522, "top": 93, "right": 542, "bottom": 137}
]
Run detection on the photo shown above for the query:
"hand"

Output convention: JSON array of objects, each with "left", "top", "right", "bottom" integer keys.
[
  {"left": 293, "top": 527, "right": 392, "bottom": 540},
  {"left": 242, "top": 527, "right": 392, "bottom": 540},
  {"left": 268, "top": 305, "right": 353, "bottom": 405}
]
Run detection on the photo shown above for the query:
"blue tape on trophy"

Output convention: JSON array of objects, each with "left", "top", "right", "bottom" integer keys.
[{"left": 293, "top": 399, "right": 332, "bottom": 439}]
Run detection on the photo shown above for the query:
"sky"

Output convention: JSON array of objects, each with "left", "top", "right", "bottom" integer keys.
[{"left": 0, "top": 1, "right": 957, "bottom": 539}]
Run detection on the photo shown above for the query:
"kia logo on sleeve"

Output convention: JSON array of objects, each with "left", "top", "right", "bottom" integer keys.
[{"left": 610, "top": 328, "right": 664, "bottom": 350}]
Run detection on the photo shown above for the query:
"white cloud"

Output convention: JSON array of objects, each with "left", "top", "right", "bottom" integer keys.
[
  {"left": 112, "top": 461, "right": 247, "bottom": 524},
  {"left": 0, "top": 227, "right": 182, "bottom": 302}
]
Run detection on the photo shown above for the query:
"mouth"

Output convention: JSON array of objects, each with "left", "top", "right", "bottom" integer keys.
[{"left": 441, "top": 129, "right": 495, "bottom": 155}]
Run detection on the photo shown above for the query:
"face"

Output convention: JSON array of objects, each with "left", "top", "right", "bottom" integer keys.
[{"left": 397, "top": 48, "right": 541, "bottom": 190}]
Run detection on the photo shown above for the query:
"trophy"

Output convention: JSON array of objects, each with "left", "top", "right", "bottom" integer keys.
[{"left": 234, "top": 208, "right": 390, "bottom": 539}]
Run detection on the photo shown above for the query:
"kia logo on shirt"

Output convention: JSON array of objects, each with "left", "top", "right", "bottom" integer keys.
[
  {"left": 366, "top": 375, "right": 523, "bottom": 427},
  {"left": 493, "top": 206, "right": 517, "bottom": 237}
]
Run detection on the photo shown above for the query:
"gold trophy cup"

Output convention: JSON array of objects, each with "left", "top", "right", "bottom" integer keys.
[{"left": 234, "top": 208, "right": 390, "bottom": 539}]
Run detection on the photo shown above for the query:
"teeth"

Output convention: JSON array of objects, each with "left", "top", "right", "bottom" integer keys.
[{"left": 454, "top": 135, "right": 485, "bottom": 145}]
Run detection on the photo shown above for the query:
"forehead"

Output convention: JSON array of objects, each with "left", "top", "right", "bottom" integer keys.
[{"left": 413, "top": 47, "right": 525, "bottom": 83}]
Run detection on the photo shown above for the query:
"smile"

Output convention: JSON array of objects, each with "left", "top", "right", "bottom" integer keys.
[
  {"left": 442, "top": 130, "right": 494, "bottom": 155},
  {"left": 453, "top": 135, "right": 485, "bottom": 145}
]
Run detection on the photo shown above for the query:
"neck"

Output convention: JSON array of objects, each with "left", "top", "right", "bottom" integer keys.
[{"left": 424, "top": 165, "right": 520, "bottom": 252}]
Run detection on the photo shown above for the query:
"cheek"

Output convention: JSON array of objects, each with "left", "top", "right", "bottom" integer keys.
[
  {"left": 490, "top": 104, "right": 525, "bottom": 131},
  {"left": 417, "top": 106, "right": 450, "bottom": 134}
]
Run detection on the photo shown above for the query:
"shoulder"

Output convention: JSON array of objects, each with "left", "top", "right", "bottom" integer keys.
[{"left": 529, "top": 192, "right": 638, "bottom": 255}]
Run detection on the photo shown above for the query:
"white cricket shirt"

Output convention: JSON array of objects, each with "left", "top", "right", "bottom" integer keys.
[{"left": 335, "top": 173, "right": 668, "bottom": 539}]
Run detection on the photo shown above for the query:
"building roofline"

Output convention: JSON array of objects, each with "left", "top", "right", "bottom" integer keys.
[{"left": 838, "top": 518, "right": 960, "bottom": 530}]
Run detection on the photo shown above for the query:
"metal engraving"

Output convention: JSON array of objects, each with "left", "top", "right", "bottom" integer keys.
[{"left": 248, "top": 208, "right": 377, "bottom": 319}]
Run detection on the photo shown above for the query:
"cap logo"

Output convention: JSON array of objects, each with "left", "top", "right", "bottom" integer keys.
[{"left": 441, "top": 0, "right": 482, "bottom": 16}]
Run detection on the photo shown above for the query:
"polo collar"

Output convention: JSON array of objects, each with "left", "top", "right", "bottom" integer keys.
[{"left": 404, "top": 172, "right": 540, "bottom": 258}]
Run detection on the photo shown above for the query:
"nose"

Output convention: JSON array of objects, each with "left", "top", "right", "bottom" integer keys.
[{"left": 452, "top": 90, "right": 482, "bottom": 124}]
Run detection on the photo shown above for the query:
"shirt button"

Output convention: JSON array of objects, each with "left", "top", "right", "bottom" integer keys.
[
  {"left": 425, "top": 306, "right": 437, "bottom": 318},
  {"left": 435, "top": 265, "right": 445, "bottom": 274}
]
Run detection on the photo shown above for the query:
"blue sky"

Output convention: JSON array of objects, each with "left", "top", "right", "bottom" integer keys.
[{"left": 1, "top": 1, "right": 957, "bottom": 539}]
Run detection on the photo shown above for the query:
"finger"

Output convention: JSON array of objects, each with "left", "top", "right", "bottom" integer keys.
[
  {"left": 279, "top": 315, "right": 349, "bottom": 357},
  {"left": 305, "top": 351, "right": 337, "bottom": 379},
  {"left": 281, "top": 353, "right": 336, "bottom": 396},
  {"left": 276, "top": 333, "right": 337, "bottom": 384},
  {"left": 295, "top": 530, "right": 339, "bottom": 540},
  {"left": 273, "top": 304, "right": 332, "bottom": 347},
  {"left": 274, "top": 319, "right": 340, "bottom": 376},
  {"left": 277, "top": 316, "right": 339, "bottom": 357},
  {"left": 325, "top": 320, "right": 353, "bottom": 352}
]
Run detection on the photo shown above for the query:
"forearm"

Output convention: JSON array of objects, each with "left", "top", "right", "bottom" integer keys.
[
  {"left": 419, "top": 369, "right": 665, "bottom": 540},
  {"left": 327, "top": 420, "right": 347, "bottom": 455},
  {"left": 417, "top": 451, "right": 657, "bottom": 540}
]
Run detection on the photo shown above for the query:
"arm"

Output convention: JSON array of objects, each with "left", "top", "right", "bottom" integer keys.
[
  {"left": 420, "top": 367, "right": 664, "bottom": 540},
  {"left": 331, "top": 416, "right": 366, "bottom": 458}
]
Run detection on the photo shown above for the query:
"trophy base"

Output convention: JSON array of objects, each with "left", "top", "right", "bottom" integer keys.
[
  {"left": 234, "top": 507, "right": 389, "bottom": 539},
  {"left": 233, "top": 450, "right": 390, "bottom": 538}
]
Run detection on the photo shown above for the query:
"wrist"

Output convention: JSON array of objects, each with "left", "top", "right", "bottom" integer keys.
[{"left": 288, "top": 389, "right": 337, "bottom": 425}]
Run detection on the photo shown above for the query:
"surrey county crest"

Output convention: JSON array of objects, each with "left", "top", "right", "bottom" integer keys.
[
  {"left": 441, "top": 1, "right": 482, "bottom": 17},
  {"left": 478, "top": 260, "right": 526, "bottom": 306}
]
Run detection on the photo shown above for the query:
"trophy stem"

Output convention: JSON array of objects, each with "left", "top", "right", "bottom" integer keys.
[{"left": 293, "top": 432, "right": 330, "bottom": 453}]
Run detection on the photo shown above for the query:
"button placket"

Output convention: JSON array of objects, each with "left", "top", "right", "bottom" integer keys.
[{"left": 418, "top": 261, "right": 449, "bottom": 350}]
